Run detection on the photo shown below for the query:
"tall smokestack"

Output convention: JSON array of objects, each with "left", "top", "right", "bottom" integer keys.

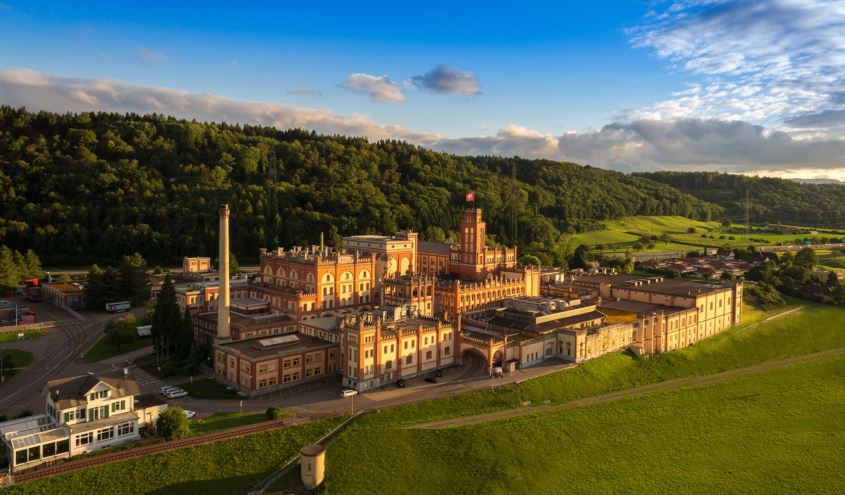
[{"left": 217, "top": 204, "right": 231, "bottom": 340}]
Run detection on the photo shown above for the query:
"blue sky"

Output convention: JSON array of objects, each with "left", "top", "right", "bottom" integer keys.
[{"left": 2, "top": 1, "right": 845, "bottom": 178}]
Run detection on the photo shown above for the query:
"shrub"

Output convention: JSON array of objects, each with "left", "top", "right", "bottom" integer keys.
[
  {"left": 266, "top": 407, "right": 286, "bottom": 420},
  {"left": 157, "top": 406, "right": 191, "bottom": 440}
]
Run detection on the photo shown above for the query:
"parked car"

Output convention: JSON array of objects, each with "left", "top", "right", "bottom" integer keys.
[
  {"left": 183, "top": 409, "right": 197, "bottom": 420},
  {"left": 164, "top": 388, "right": 188, "bottom": 399},
  {"left": 396, "top": 379, "right": 407, "bottom": 388},
  {"left": 425, "top": 376, "right": 438, "bottom": 384},
  {"left": 340, "top": 389, "right": 358, "bottom": 398},
  {"left": 159, "top": 385, "right": 179, "bottom": 396}
]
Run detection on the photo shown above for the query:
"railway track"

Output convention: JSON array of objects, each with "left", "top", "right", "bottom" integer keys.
[{"left": 13, "top": 417, "right": 306, "bottom": 483}]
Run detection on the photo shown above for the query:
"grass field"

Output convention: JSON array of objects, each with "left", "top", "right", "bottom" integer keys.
[
  {"left": 189, "top": 411, "right": 283, "bottom": 435},
  {"left": 180, "top": 378, "right": 241, "bottom": 400},
  {"left": 347, "top": 299, "right": 845, "bottom": 429},
  {"left": 0, "top": 349, "right": 33, "bottom": 381},
  {"left": 0, "top": 330, "right": 45, "bottom": 343},
  {"left": 5, "top": 419, "right": 342, "bottom": 495},
  {"left": 324, "top": 355, "right": 845, "bottom": 494},
  {"left": 81, "top": 336, "right": 152, "bottom": 363},
  {"left": 571, "top": 215, "right": 845, "bottom": 254}
]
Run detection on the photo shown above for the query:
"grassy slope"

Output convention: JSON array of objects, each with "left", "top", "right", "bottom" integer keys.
[
  {"left": 6, "top": 419, "right": 341, "bottom": 495},
  {"left": 0, "top": 349, "right": 33, "bottom": 381},
  {"left": 81, "top": 337, "right": 152, "bottom": 363},
  {"left": 325, "top": 355, "right": 845, "bottom": 494},
  {"left": 355, "top": 299, "right": 845, "bottom": 429},
  {"left": 571, "top": 215, "right": 845, "bottom": 254},
  {"left": 189, "top": 412, "right": 281, "bottom": 435}
]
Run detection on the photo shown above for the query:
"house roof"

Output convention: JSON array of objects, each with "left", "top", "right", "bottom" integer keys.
[
  {"left": 47, "top": 370, "right": 140, "bottom": 409},
  {"left": 418, "top": 241, "right": 451, "bottom": 256}
]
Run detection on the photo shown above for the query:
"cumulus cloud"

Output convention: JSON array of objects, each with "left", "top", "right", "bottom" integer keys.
[
  {"left": 412, "top": 65, "right": 480, "bottom": 95},
  {"left": 341, "top": 73, "right": 405, "bottom": 103},
  {"left": 629, "top": 0, "right": 845, "bottom": 131},
  {"left": 3, "top": 68, "right": 845, "bottom": 179},
  {"left": 0, "top": 69, "right": 433, "bottom": 142}
]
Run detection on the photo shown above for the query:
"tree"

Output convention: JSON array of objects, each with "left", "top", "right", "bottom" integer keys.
[
  {"left": 794, "top": 247, "right": 818, "bottom": 267},
  {"left": 215, "top": 251, "right": 240, "bottom": 277},
  {"left": 0, "top": 246, "right": 20, "bottom": 290},
  {"left": 519, "top": 255, "right": 542, "bottom": 266},
  {"left": 151, "top": 274, "right": 181, "bottom": 365},
  {"left": 23, "top": 250, "right": 42, "bottom": 279},
  {"left": 827, "top": 271, "right": 840, "bottom": 288},
  {"left": 85, "top": 265, "right": 121, "bottom": 310},
  {"left": 156, "top": 406, "right": 190, "bottom": 440},
  {"left": 570, "top": 245, "right": 592, "bottom": 270},
  {"left": 266, "top": 406, "right": 286, "bottom": 420},
  {"left": 120, "top": 253, "right": 150, "bottom": 306},
  {"left": 103, "top": 319, "right": 136, "bottom": 351},
  {"left": 176, "top": 309, "right": 194, "bottom": 361}
]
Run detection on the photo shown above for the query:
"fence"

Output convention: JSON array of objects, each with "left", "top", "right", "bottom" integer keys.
[{"left": 0, "top": 321, "right": 56, "bottom": 334}]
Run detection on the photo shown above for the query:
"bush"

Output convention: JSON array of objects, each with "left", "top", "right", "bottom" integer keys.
[
  {"left": 16, "top": 410, "right": 33, "bottom": 419},
  {"left": 157, "top": 406, "right": 191, "bottom": 440},
  {"left": 266, "top": 407, "right": 286, "bottom": 420}
]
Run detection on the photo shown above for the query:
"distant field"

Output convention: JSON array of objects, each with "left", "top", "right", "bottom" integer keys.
[
  {"left": 325, "top": 355, "right": 845, "bottom": 494},
  {"left": 571, "top": 215, "right": 845, "bottom": 254}
]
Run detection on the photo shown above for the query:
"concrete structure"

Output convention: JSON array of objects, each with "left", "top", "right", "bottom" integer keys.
[
  {"left": 342, "top": 231, "right": 419, "bottom": 282},
  {"left": 41, "top": 283, "right": 85, "bottom": 310},
  {"left": 183, "top": 256, "right": 212, "bottom": 273},
  {"left": 300, "top": 444, "right": 326, "bottom": 490},
  {"left": 175, "top": 278, "right": 250, "bottom": 315},
  {"left": 217, "top": 204, "right": 231, "bottom": 340},
  {"left": 339, "top": 305, "right": 457, "bottom": 392},
  {"left": 0, "top": 370, "right": 165, "bottom": 473},
  {"left": 382, "top": 274, "right": 437, "bottom": 317}
]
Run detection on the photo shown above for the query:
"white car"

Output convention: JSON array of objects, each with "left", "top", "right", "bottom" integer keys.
[
  {"left": 165, "top": 388, "right": 188, "bottom": 399},
  {"left": 340, "top": 389, "right": 358, "bottom": 398},
  {"left": 159, "top": 385, "right": 179, "bottom": 396},
  {"left": 183, "top": 409, "right": 197, "bottom": 420}
]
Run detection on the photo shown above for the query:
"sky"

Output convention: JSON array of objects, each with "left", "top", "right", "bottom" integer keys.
[{"left": 2, "top": 0, "right": 845, "bottom": 179}]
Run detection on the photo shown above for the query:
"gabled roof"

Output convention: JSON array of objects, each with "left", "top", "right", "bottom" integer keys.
[{"left": 47, "top": 370, "right": 140, "bottom": 409}]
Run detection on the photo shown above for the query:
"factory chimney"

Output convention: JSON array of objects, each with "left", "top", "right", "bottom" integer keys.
[{"left": 217, "top": 204, "right": 231, "bottom": 340}]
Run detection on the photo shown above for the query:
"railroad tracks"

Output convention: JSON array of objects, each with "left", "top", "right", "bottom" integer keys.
[{"left": 12, "top": 417, "right": 305, "bottom": 484}]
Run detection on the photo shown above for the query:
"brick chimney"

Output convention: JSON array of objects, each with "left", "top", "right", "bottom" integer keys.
[{"left": 217, "top": 204, "right": 231, "bottom": 340}]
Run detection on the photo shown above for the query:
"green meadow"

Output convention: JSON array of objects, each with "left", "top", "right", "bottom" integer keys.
[{"left": 324, "top": 355, "right": 845, "bottom": 494}]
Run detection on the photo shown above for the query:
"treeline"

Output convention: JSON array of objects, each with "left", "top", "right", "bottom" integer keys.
[
  {"left": 0, "top": 106, "right": 719, "bottom": 266},
  {"left": 84, "top": 253, "right": 150, "bottom": 309},
  {"left": 0, "top": 245, "right": 42, "bottom": 290},
  {"left": 744, "top": 247, "right": 845, "bottom": 307},
  {"left": 634, "top": 171, "right": 845, "bottom": 228}
]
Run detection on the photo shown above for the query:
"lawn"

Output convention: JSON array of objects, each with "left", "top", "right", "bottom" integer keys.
[
  {"left": 570, "top": 215, "right": 845, "bottom": 254},
  {"left": 5, "top": 419, "right": 342, "bottom": 495},
  {"left": 0, "top": 349, "right": 33, "bottom": 381},
  {"left": 180, "top": 378, "right": 241, "bottom": 400},
  {"left": 324, "top": 355, "right": 845, "bottom": 494},
  {"left": 81, "top": 336, "right": 152, "bottom": 363},
  {"left": 0, "top": 330, "right": 45, "bottom": 343},
  {"left": 189, "top": 411, "right": 285, "bottom": 435},
  {"left": 354, "top": 299, "right": 844, "bottom": 429}
]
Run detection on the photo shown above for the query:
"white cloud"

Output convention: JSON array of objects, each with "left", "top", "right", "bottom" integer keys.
[
  {"left": 341, "top": 73, "right": 406, "bottom": 103},
  {"left": 2, "top": 68, "right": 845, "bottom": 179},
  {"left": 0, "top": 69, "right": 433, "bottom": 142},
  {"left": 411, "top": 65, "right": 480, "bottom": 95},
  {"left": 629, "top": 0, "right": 845, "bottom": 132}
]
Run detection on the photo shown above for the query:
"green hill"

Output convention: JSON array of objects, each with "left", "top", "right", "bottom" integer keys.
[
  {"left": 0, "top": 106, "right": 718, "bottom": 266},
  {"left": 635, "top": 171, "right": 845, "bottom": 228}
]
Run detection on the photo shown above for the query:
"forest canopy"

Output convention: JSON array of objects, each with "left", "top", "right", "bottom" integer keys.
[{"left": 1, "top": 106, "right": 726, "bottom": 265}]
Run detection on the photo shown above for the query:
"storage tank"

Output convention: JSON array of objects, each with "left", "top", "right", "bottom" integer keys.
[{"left": 300, "top": 444, "right": 326, "bottom": 490}]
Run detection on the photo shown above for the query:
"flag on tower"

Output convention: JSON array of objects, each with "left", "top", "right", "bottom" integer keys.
[{"left": 465, "top": 190, "right": 475, "bottom": 203}]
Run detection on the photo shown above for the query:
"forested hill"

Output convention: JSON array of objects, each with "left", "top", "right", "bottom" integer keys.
[
  {"left": 634, "top": 171, "right": 845, "bottom": 228},
  {"left": 0, "top": 106, "right": 718, "bottom": 265}
]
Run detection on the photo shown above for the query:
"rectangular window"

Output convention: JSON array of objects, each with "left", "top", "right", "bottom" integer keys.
[
  {"left": 63, "top": 412, "right": 71, "bottom": 423},
  {"left": 75, "top": 432, "right": 93, "bottom": 446},
  {"left": 117, "top": 422, "right": 134, "bottom": 436},
  {"left": 426, "top": 351, "right": 433, "bottom": 360},
  {"left": 96, "top": 427, "right": 114, "bottom": 442},
  {"left": 405, "top": 355, "right": 412, "bottom": 365},
  {"left": 444, "top": 346, "right": 451, "bottom": 356}
]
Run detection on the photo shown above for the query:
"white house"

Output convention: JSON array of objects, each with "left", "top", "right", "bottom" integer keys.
[{"left": 1, "top": 369, "right": 166, "bottom": 473}]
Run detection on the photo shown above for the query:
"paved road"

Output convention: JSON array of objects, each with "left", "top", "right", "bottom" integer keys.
[
  {"left": 165, "top": 354, "right": 577, "bottom": 420},
  {"left": 0, "top": 302, "right": 136, "bottom": 416},
  {"left": 404, "top": 346, "right": 845, "bottom": 430}
]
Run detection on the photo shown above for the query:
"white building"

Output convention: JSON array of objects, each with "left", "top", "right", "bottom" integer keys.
[{"left": 0, "top": 370, "right": 166, "bottom": 473}]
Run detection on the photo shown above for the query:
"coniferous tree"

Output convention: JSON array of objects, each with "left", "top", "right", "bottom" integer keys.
[
  {"left": 151, "top": 274, "right": 181, "bottom": 365},
  {"left": 119, "top": 253, "right": 150, "bottom": 306},
  {"left": 0, "top": 246, "right": 19, "bottom": 291},
  {"left": 176, "top": 309, "right": 194, "bottom": 361},
  {"left": 23, "top": 250, "right": 42, "bottom": 279}
]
